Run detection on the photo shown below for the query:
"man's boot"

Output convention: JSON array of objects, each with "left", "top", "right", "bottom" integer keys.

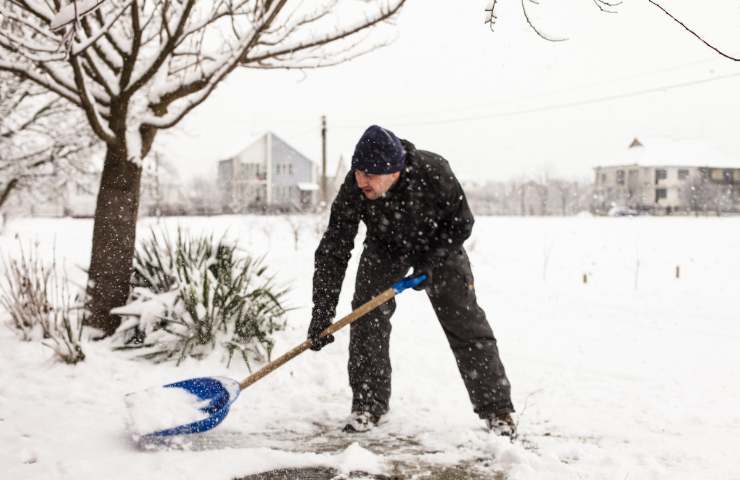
[{"left": 342, "top": 411, "right": 381, "bottom": 433}]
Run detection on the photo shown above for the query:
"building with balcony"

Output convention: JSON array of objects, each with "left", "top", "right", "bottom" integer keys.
[
  {"left": 217, "top": 132, "right": 319, "bottom": 212},
  {"left": 593, "top": 138, "right": 740, "bottom": 215}
]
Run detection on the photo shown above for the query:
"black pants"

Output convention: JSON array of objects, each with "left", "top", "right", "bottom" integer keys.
[{"left": 348, "top": 247, "right": 514, "bottom": 419}]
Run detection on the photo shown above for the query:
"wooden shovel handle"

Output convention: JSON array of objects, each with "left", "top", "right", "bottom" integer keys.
[{"left": 239, "top": 287, "right": 396, "bottom": 390}]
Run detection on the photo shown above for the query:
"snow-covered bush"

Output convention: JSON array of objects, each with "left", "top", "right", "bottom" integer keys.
[
  {"left": 0, "top": 244, "right": 85, "bottom": 364},
  {"left": 113, "top": 229, "right": 289, "bottom": 368}
]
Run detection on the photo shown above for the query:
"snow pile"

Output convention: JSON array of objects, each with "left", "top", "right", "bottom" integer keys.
[
  {"left": 333, "top": 442, "right": 385, "bottom": 475},
  {"left": 124, "top": 386, "right": 209, "bottom": 437}
]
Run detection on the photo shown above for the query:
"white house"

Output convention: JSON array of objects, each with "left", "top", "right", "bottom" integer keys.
[
  {"left": 217, "top": 132, "right": 322, "bottom": 212},
  {"left": 593, "top": 138, "right": 740, "bottom": 214}
]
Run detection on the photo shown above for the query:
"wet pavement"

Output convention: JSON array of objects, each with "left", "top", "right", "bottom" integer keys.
[{"left": 236, "top": 464, "right": 505, "bottom": 480}]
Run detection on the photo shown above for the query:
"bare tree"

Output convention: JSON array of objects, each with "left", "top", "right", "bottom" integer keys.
[
  {"left": 1, "top": 72, "right": 96, "bottom": 211},
  {"left": 681, "top": 173, "right": 735, "bottom": 216},
  {"left": 551, "top": 179, "right": 573, "bottom": 216},
  {"left": 284, "top": 214, "right": 305, "bottom": 251},
  {"left": 185, "top": 175, "right": 220, "bottom": 215},
  {"left": 531, "top": 179, "right": 548, "bottom": 216},
  {"left": 484, "top": 0, "right": 740, "bottom": 61},
  {"left": 464, "top": 176, "right": 592, "bottom": 216},
  {"left": 1, "top": 0, "right": 406, "bottom": 335}
]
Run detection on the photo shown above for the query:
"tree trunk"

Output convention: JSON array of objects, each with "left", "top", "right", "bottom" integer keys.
[{"left": 85, "top": 145, "right": 142, "bottom": 336}]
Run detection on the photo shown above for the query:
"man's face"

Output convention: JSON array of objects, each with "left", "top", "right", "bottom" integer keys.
[{"left": 354, "top": 170, "right": 400, "bottom": 200}]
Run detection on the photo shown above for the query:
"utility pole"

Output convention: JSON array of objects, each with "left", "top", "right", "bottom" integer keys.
[{"left": 321, "top": 115, "right": 327, "bottom": 206}]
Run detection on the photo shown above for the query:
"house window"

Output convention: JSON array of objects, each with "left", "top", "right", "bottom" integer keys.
[
  {"left": 616, "top": 170, "right": 625, "bottom": 186},
  {"left": 710, "top": 169, "right": 723, "bottom": 181},
  {"left": 600, "top": 173, "right": 607, "bottom": 184},
  {"left": 655, "top": 169, "right": 667, "bottom": 184},
  {"left": 678, "top": 169, "right": 689, "bottom": 180},
  {"left": 655, "top": 188, "right": 667, "bottom": 202},
  {"left": 289, "top": 164, "right": 294, "bottom": 176},
  {"left": 733, "top": 170, "right": 740, "bottom": 183}
]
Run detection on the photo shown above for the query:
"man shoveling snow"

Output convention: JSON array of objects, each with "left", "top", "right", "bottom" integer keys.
[{"left": 308, "top": 125, "right": 516, "bottom": 436}]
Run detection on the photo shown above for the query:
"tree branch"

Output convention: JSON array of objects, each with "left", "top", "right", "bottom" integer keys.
[
  {"left": 123, "top": 0, "right": 196, "bottom": 96},
  {"left": 0, "top": 96, "right": 58, "bottom": 138},
  {"left": 521, "top": 0, "right": 568, "bottom": 42},
  {"left": 0, "top": 177, "right": 19, "bottom": 208},
  {"left": 648, "top": 0, "right": 739, "bottom": 61},
  {"left": 8, "top": 0, "right": 52, "bottom": 24},
  {"left": 70, "top": 55, "right": 116, "bottom": 143},
  {"left": 0, "top": 61, "right": 81, "bottom": 106},
  {"left": 73, "top": 1, "right": 133, "bottom": 59},
  {"left": 243, "top": 0, "right": 405, "bottom": 64},
  {"left": 119, "top": 0, "right": 142, "bottom": 90},
  {"left": 93, "top": 7, "right": 128, "bottom": 59}
]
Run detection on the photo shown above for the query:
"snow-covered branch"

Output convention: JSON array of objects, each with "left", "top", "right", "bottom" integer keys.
[
  {"left": 1, "top": 73, "right": 98, "bottom": 210},
  {"left": 123, "top": 0, "right": 197, "bottom": 95},
  {"left": 146, "top": 0, "right": 405, "bottom": 127},
  {"left": 0, "top": 60, "right": 80, "bottom": 105},
  {"left": 7, "top": 0, "right": 52, "bottom": 24},
  {"left": 72, "top": 0, "right": 132, "bottom": 58},
  {"left": 70, "top": 55, "right": 116, "bottom": 142},
  {"left": 242, "top": 1, "right": 404, "bottom": 66},
  {"left": 3, "top": 0, "right": 407, "bottom": 158}
]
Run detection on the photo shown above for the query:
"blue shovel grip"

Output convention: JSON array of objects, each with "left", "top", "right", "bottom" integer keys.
[{"left": 392, "top": 274, "right": 427, "bottom": 294}]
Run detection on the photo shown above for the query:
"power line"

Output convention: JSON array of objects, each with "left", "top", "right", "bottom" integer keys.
[
  {"left": 332, "top": 69, "right": 740, "bottom": 129},
  {"left": 343, "top": 57, "right": 721, "bottom": 124}
]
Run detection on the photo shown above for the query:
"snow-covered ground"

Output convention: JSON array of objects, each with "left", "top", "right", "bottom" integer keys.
[{"left": 1, "top": 215, "right": 739, "bottom": 480}]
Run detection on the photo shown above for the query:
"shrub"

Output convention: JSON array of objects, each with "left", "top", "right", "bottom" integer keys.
[
  {"left": 114, "top": 229, "right": 289, "bottom": 368},
  {"left": 0, "top": 244, "right": 86, "bottom": 364}
]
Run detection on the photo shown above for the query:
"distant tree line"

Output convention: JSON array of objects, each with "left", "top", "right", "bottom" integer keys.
[{"left": 463, "top": 176, "right": 593, "bottom": 216}]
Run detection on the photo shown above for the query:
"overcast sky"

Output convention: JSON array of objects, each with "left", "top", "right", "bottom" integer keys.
[{"left": 157, "top": 0, "right": 740, "bottom": 184}]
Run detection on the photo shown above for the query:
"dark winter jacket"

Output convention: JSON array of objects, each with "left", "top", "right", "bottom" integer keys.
[{"left": 312, "top": 139, "right": 474, "bottom": 322}]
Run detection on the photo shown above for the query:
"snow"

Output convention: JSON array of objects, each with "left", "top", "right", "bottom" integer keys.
[
  {"left": 49, "top": 0, "right": 106, "bottom": 31},
  {"left": 124, "top": 386, "right": 209, "bottom": 437},
  {"left": 334, "top": 442, "right": 383, "bottom": 475},
  {"left": 1, "top": 214, "right": 740, "bottom": 479}
]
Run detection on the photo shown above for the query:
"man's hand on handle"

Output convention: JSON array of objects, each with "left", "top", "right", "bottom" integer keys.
[
  {"left": 307, "top": 313, "right": 335, "bottom": 351},
  {"left": 412, "top": 263, "right": 433, "bottom": 291}
]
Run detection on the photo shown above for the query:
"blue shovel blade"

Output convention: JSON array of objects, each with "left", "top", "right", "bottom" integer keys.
[{"left": 145, "top": 376, "right": 241, "bottom": 437}]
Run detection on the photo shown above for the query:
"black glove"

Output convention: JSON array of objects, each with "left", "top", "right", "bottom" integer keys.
[
  {"left": 307, "top": 312, "right": 335, "bottom": 351},
  {"left": 412, "top": 263, "right": 433, "bottom": 291}
]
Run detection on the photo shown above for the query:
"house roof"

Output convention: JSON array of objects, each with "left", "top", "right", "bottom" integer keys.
[
  {"left": 215, "top": 132, "right": 260, "bottom": 161},
  {"left": 598, "top": 137, "right": 740, "bottom": 169},
  {"left": 218, "top": 131, "right": 315, "bottom": 165}
]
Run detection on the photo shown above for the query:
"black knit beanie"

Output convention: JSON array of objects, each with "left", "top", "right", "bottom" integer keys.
[{"left": 351, "top": 125, "right": 406, "bottom": 174}]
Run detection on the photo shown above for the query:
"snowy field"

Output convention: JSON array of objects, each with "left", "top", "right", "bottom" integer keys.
[{"left": 1, "top": 214, "right": 739, "bottom": 480}]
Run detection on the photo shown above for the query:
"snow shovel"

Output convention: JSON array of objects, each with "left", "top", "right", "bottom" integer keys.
[{"left": 124, "top": 274, "right": 427, "bottom": 437}]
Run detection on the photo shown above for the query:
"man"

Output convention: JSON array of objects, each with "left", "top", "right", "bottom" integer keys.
[{"left": 308, "top": 125, "right": 515, "bottom": 436}]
